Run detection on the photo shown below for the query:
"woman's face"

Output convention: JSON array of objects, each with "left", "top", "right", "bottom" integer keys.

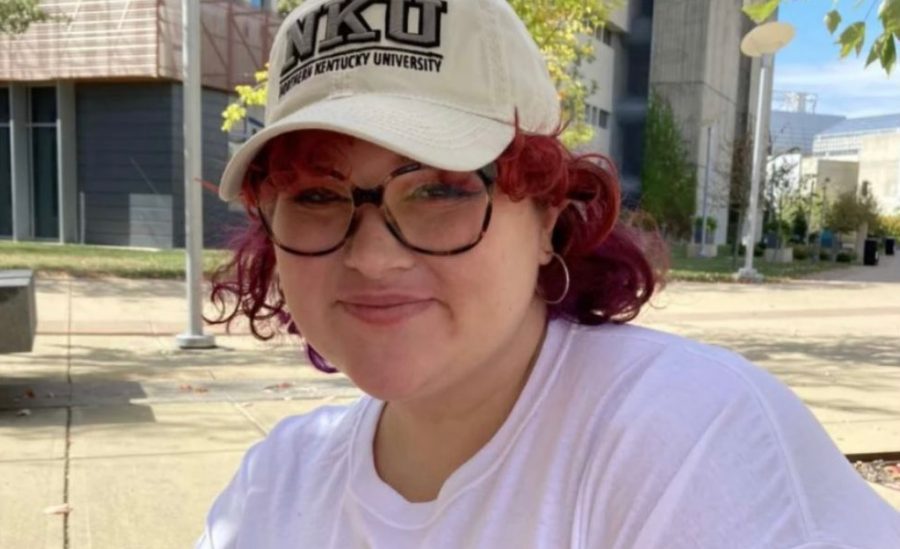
[{"left": 274, "top": 136, "right": 561, "bottom": 402}]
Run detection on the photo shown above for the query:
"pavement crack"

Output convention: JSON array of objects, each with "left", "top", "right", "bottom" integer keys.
[
  {"left": 63, "top": 276, "right": 73, "bottom": 549},
  {"left": 228, "top": 393, "right": 269, "bottom": 437}
]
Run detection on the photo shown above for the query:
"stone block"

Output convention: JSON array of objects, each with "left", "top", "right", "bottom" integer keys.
[{"left": 0, "top": 270, "right": 37, "bottom": 353}]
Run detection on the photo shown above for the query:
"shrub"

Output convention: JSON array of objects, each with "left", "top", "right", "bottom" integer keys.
[
  {"left": 793, "top": 245, "right": 810, "bottom": 261},
  {"left": 836, "top": 251, "right": 857, "bottom": 263},
  {"left": 737, "top": 243, "right": 765, "bottom": 257}
]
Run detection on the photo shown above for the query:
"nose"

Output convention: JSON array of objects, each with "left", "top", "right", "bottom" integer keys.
[{"left": 342, "top": 205, "right": 415, "bottom": 278}]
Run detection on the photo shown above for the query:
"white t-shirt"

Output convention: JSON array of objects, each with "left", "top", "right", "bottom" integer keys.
[{"left": 196, "top": 320, "right": 900, "bottom": 548}]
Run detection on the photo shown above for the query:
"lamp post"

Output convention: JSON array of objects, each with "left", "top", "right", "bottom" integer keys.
[
  {"left": 735, "top": 21, "right": 794, "bottom": 282},
  {"left": 699, "top": 121, "right": 716, "bottom": 257},
  {"left": 176, "top": 0, "right": 216, "bottom": 350}
]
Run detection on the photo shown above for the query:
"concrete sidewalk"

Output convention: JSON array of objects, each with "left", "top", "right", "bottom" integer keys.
[{"left": 1, "top": 255, "right": 899, "bottom": 548}]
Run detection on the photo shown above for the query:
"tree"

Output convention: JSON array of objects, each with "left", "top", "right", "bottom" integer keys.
[
  {"left": 0, "top": 0, "right": 51, "bottom": 35},
  {"left": 224, "top": 0, "right": 619, "bottom": 148},
  {"left": 743, "top": 0, "right": 899, "bottom": 74},
  {"left": 876, "top": 213, "right": 900, "bottom": 236},
  {"left": 639, "top": 92, "right": 697, "bottom": 240},
  {"left": 824, "top": 190, "right": 880, "bottom": 233},
  {"left": 762, "top": 152, "right": 800, "bottom": 248}
]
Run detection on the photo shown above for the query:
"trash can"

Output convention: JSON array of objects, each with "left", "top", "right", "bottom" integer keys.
[
  {"left": 886, "top": 237, "right": 896, "bottom": 256},
  {"left": 864, "top": 238, "right": 879, "bottom": 266}
]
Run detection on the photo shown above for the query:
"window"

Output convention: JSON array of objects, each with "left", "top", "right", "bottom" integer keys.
[
  {"left": 593, "top": 26, "right": 613, "bottom": 46},
  {"left": 584, "top": 103, "right": 610, "bottom": 130},
  {"left": 598, "top": 109, "right": 610, "bottom": 129},
  {"left": 29, "top": 87, "right": 58, "bottom": 240},
  {"left": 0, "top": 88, "right": 11, "bottom": 237}
]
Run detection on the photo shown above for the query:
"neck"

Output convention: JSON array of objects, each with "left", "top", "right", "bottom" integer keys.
[{"left": 372, "top": 298, "right": 549, "bottom": 502}]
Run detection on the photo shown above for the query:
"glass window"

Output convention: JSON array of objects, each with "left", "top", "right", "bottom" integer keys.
[
  {"left": 31, "top": 87, "right": 57, "bottom": 123},
  {"left": 31, "top": 127, "right": 58, "bottom": 239},
  {"left": 29, "top": 86, "right": 59, "bottom": 239},
  {"left": 598, "top": 109, "right": 610, "bottom": 129},
  {"left": 0, "top": 131, "right": 9, "bottom": 237},
  {"left": 0, "top": 88, "right": 9, "bottom": 122}
]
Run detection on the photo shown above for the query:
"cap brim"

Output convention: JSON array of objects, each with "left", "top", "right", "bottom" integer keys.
[{"left": 218, "top": 94, "right": 515, "bottom": 202}]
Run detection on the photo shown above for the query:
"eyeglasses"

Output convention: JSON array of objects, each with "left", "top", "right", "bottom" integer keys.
[{"left": 255, "top": 162, "right": 497, "bottom": 256}]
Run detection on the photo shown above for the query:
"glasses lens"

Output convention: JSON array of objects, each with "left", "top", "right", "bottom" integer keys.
[
  {"left": 385, "top": 168, "right": 490, "bottom": 253},
  {"left": 259, "top": 173, "right": 353, "bottom": 254}
]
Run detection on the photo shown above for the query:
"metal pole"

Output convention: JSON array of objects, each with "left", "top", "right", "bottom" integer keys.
[
  {"left": 699, "top": 123, "right": 714, "bottom": 257},
  {"left": 176, "top": 0, "right": 215, "bottom": 350},
  {"left": 737, "top": 54, "right": 770, "bottom": 281}
]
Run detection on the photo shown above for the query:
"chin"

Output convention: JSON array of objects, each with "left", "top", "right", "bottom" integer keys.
[{"left": 335, "top": 347, "right": 436, "bottom": 402}]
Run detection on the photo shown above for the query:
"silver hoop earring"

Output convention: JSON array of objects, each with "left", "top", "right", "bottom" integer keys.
[{"left": 542, "top": 252, "right": 571, "bottom": 305}]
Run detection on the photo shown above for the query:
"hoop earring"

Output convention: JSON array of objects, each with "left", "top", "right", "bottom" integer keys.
[{"left": 542, "top": 252, "right": 571, "bottom": 305}]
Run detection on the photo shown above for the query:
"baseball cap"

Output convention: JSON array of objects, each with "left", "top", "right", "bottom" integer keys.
[{"left": 218, "top": 0, "right": 561, "bottom": 202}]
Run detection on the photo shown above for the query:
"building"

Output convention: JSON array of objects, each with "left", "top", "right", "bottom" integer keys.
[
  {"left": 1, "top": 0, "right": 781, "bottom": 249},
  {"left": 773, "top": 113, "right": 900, "bottom": 215},
  {"left": 813, "top": 114, "right": 900, "bottom": 160},
  {"left": 580, "top": 0, "right": 654, "bottom": 205},
  {"left": 770, "top": 109, "right": 845, "bottom": 155},
  {"left": 858, "top": 132, "right": 900, "bottom": 214},
  {"left": 0, "top": 0, "right": 277, "bottom": 247},
  {"left": 582, "top": 0, "right": 764, "bottom": 245}
]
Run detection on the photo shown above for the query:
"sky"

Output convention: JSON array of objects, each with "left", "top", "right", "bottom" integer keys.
[{"left": 773, "top": 1, "right": 899, "bottom": 118}]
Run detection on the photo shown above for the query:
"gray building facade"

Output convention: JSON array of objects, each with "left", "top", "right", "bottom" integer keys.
[{"left": 0, "top": 0, "right": 276, "bottom": 249}]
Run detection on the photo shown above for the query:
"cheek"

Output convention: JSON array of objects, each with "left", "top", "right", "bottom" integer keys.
[
  {"left": 445, "top": 201, "right": 544, "bottom": 315},
  {"left": 274, "top": 252, "right": 332, "bottom": 323}
]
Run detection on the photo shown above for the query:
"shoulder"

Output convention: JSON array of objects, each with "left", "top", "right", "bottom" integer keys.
[
  {"left": 561, "top": 321, "right": 816, "bottom": 455},
  {"left": 560, "top": 322, "right": 900, "bottom": 548},
  {"left": 560, "top": 321, "right": 776, "bottom": 413}
]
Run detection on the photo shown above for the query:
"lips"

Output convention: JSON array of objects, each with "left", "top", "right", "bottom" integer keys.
[{"left": 338, "top": 295, "right": 434, "bottom": 326}]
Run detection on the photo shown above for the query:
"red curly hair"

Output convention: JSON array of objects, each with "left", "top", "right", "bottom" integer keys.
[{"left": 207, "top": 128, "right": 667, "bottom": 372}]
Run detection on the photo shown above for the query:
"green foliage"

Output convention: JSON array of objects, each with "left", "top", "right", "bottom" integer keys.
[
  {"left": 506, "top": 0, "right": 616, "bottom": 148},
  {"left": 838, "top": 21, "right": 866, "bottom": 58},
  {"left": 825, "top": 9, "right": 842, "bottom": 34},
  {"left": 640, "top": 92, "right": 697, "bottom": 239},
  {"left": 693, "top": 216, "right": 718, "bottom": 232},
  {"left": 225, "top": 0, "right": 618, "bottom": 147},
  {"left": 743, "top": 0, "right": 900, "bottom": 74},
  {"left": 0, "top": 241, "right": 230, "bottom": 280},
  {"left": 0, "top": 0, "right": 50, "bottom": 35},
  {"left": 670, "top": 242, "right": 846, "bottom": 283},
  {"left": 790, "top": 207, "right": 809, "bottom": 242},
  {"left": 743, "top": 0, "right": 780, "bottom": 23},
  {"left": 876, "top": 213, "right": 900, "bottom": 236},
  {"left": 836, "top": 250, "right": 857, "bottom": 263},
  {"left": 824, "top": 191, "right": 880, "bottom": 233}
]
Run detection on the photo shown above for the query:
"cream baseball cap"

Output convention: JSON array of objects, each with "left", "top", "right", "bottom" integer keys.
[{"left": 218, "top": 0, "right": 561, "bottom": 202}]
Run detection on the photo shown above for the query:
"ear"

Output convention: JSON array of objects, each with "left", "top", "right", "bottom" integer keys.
[{"left": 538, "top": 201, "right": 569, "bottom": 265}]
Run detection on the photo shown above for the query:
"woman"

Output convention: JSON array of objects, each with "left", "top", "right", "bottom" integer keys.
[{"left": 197, "top": 0, "right": 900, "bottom": 547}]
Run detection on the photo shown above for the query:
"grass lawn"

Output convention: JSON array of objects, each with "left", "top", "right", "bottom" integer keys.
[
  {"left": 0, "top": 241, "right": 849, "bottom": 282},
  {"left": 0, "top": 241, "right": 231, "bottom": 279},
  {"left": 669, "top": 244, "right": 849, "bottom": 283}
]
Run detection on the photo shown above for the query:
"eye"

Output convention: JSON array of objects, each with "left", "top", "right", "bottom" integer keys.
[
  {"left": 408, "top": 182, "right": 480, "bottom": 200},
  {"left": 291, "top": 187, "right": 350, "bottom": 205}
]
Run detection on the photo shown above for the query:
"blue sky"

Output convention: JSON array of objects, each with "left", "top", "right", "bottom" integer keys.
[{"left": 773, "top": 1, "right": 899, "bottom": 118}]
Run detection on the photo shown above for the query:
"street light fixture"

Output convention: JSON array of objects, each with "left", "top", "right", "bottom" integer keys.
[{"left": 735, "top": 21, "right": 795, "bottom": 282}]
